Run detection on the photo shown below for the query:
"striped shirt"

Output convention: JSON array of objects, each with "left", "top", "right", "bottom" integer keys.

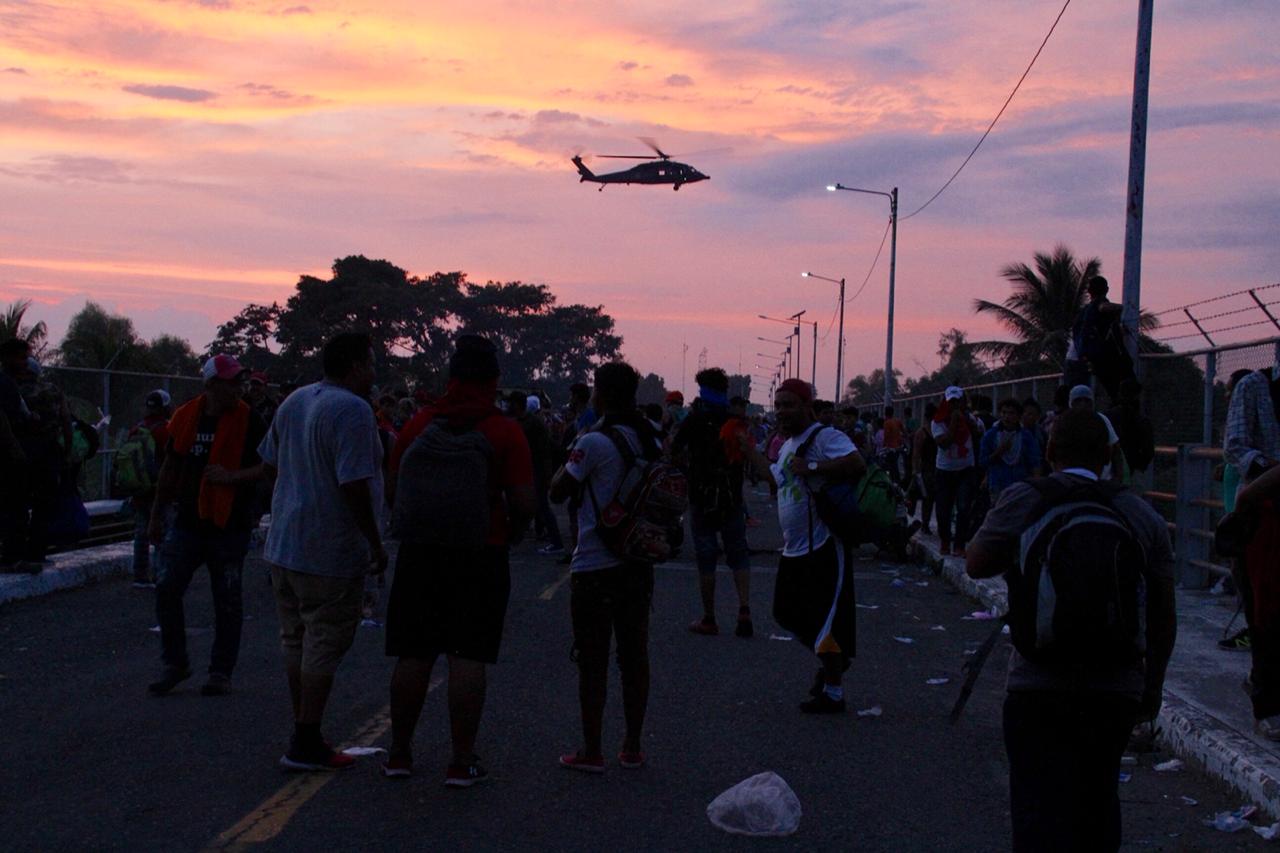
[{"left": 1224, "top": 366, "right": 1280, "bottom": 481}]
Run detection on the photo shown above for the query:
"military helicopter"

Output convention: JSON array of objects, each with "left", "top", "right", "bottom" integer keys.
[{"left": 572, "top": 138, "right": 709, "bottom": 191}]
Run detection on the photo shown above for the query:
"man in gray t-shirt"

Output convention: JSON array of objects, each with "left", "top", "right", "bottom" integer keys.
[
  {"left": 966, "top": 409, "right": 1176, "bottom": 853},
  {"left": 258, "top": 333, "right": 387, "bottom": 773}
]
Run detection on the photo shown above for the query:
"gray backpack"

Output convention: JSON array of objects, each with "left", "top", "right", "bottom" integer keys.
[{"left": 391, "top": 417, "right": 494, "bottom": 550}]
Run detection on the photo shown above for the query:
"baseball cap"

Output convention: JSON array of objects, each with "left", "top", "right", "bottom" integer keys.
[
  {"left": 248, "top": 371, "right": 269, "bottom": 385},
  {"left": 145, "top": 389, "right": 171, "bottom": 409},
  {"left": 1069, "top": 384, "right": 1094, "bottom": 404},
  {"left": 664, "top": 391, "right": 684, "bottom": 405},
  {"left": 944, "top": 386, "right": 964, "bottom": 401},
  {"left": 526, "top": 395, "right": 541, "bottom": 413},
  {"left": 202, "top": 354, "right": 247, "bottom": 383}
]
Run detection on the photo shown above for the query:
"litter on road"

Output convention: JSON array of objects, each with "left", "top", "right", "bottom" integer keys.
[
  {"left": 892, "top": 636, "right": 915, "bottom": 645},
  {"left": 769, "top": 634, "right": 794, "bottom": 642},
  {"left": 925, "top": 677, "right": 950, "bottom": 686},
  {"left": 706, "top": 771, "right": 802, "bottom": 837},
  {"left": 856, "top": 706, "right": 883, "bottom": 718},
  {"left": 1154, "top": 759, "right": 1184, "bottom": 773},
  {"left": 855, "top": 604, "right": 880, "bottom": 610}
]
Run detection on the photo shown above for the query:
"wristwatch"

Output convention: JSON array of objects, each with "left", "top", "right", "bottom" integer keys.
[{"left": 807, "top": 461, "right": 818, "bottom": 473}]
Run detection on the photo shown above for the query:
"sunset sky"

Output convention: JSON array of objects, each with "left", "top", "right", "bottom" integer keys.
[{"left": 1, "top": 0, "right": 1276, "bottom": 397}]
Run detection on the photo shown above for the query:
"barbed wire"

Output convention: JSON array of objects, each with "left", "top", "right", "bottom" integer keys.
[
  {"left": 1152, "top": 299, "right": 1280, "bottom": 330},
  {"left": 1152, "top": 318, "right": 1278, "bottom": 344},
  {"left": 1149, "top": 282, "right": 1280, "bottom": 317}
]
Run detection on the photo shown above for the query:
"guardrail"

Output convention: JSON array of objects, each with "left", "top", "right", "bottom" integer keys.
[{"left": 1143, "top": 444, "right": 1230, "bottom": 589}]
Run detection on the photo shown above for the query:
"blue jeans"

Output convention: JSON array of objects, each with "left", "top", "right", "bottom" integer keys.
[
  {"left": 934, "top": 467, "right": 977, "bottom": 548},
  {"left": 691, "top": 506, "right": 750, "bottom": 575},
  {"left": 155, "top": 521, "right": 250, "bottom": 676}
]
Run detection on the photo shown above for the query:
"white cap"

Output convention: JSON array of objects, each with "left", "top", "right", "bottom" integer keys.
[
  {"left": 526, "top": 395, "right": 541, "bottom": 413},
  {"left": 944, "top": 386, "right": 964, "bottom": 401},
  {"left": 1069, "top": 384, "right": 1094, "bottom": 404}
]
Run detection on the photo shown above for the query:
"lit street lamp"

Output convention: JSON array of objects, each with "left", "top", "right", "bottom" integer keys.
[
  {"left": 760, "top": 313, "right": 818, "bottom": 397},
  {"left": 827, "top": 182, "right": 899, "bottom": 407}
]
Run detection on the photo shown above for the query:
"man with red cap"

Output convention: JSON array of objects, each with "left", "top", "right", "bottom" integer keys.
[
  {"left": 742, "top": 378, "right": 867, "bottom": 712},
  {"left": 147, "top": 354, "right": 269, "bottom": 697}
]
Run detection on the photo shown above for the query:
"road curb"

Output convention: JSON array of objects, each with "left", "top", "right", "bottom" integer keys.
[
  {"left": 0, "top": 542, "right": 134, "bottom": 607},
  {"left": 909, "top": 533, "right": 1280, "bottom": 819}
]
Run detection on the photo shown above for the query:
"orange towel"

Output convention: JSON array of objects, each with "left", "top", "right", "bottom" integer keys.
[{"left": 168, "top": 395, "right": 250, "bottom": 529}]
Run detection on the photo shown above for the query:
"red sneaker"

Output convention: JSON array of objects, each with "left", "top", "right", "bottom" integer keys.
[
  {"left": 688, "top": 619, "right": 719, "bottom": 636},
  {"left": 618, "top": 750, "right": 645, "bottom": 769},
  {"left": 381, "top": 755, "right": 413, "bottom": 779},
  {"left": 444, "top": 761, "right": 488, "bottom": 788},
  {"left": 559, "top": 752, "right": 605, "bottom": 774}
]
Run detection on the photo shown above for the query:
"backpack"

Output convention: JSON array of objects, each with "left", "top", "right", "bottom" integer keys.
[
  {"left": 112, "top": 425, "right": 159, "bottom": 496},
  {"left": 795, "top": 426, "right": 896, "bottom": 545},
  {"left": 682, "top": 409, "right": 738, "bottom": 526},
  {"left": 391, "top": 417, "right": 494, "bottom": 551},
  {"left": 586, "top": 426, "right": 688, "bottom": 564},
  {"left": 1007, "top": 477, "right": 1146, "bottom": 671}
]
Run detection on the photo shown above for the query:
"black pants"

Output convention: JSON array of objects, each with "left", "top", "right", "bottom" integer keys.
[
  {"left": 1003, "top": 690, "right": 1138, "bottom": 853},
  {"left": 934, "top": 467, "right": 976, "bottom": 548},
  {"left": 155, "top": 522, "right": 250, "bottom": 676},
  {"left": 1239, "top": 507, "right": 1280, "bottom": 719},
  {"left": 0, "top": 445, "right": 59, "bottom": 564}
]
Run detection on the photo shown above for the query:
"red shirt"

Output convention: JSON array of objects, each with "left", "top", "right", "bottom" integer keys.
[{"left": 390, "top": 409, "right": 533, "bottom": 547}]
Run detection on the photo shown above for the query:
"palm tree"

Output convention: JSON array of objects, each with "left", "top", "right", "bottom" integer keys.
[
  {"left": 970, "top": 244, "right": 1158, "bottom": 370},
  {"left": 1, "top": 299, "right": 49, "bottom": 355}
]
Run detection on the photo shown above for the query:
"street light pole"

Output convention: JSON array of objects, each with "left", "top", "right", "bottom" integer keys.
[
  {"left": 828, "top": 183, "right": 899, "bottom": 407},
  {"left": 759, "top": 313, "right": 819, "bottom": 396},
  {"left": 1122, "top": 0, "right": 1154, "bottom": 365},
  {"left": 801, "top": 272, "right": 847, "bottom": 403}
]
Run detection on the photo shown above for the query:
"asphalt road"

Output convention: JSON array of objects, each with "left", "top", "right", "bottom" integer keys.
[{"left": 0, "top": 490, "right": 1271, "bottom": 851}]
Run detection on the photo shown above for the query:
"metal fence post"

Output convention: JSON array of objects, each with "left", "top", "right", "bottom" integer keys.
[
  {"left": 1203, "top": 350, "right": 1216, "bottom": 445},
  {"left": 101, "top": 370, "right": 111, "bottom": 498},
  {"left": 1174, "top": 444, "right": 1210, "bottom": 589}
]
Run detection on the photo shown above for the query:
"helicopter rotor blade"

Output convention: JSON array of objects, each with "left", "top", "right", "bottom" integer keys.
[
  {"left": 637, "top": 136, "right": 671, "bottom": 160},
  {"left": 596, "top": 154, "right": 657, "bottom": 160}
]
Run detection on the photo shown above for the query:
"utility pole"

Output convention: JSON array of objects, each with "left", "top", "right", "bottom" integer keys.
[
  {"left": 1121, "top": 0, "right": 1153, "bottom": 364},
  {"left": 787, "top": 310, "right": 807, "bottom": 388},
  {"left": 884, "top": 187, "right": 898, "bottom": 407}
]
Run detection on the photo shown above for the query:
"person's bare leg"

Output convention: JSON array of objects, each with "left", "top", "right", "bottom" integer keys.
[
  {"left": 698, "top": 572, "right": 717, "bottom": 622},
  {"left": 819, "top": 652, "right": 845, "bottom": 687},
  {"left": 389, "top": 657, "right": 436, "bottom": 760},
  {"left": 447, "top": 656, "right": 487, "bottom": 765}
]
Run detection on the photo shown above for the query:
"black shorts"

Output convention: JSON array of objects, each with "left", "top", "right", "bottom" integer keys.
[
  {"left": 385, "top": 542, "right": 511, "bottom": 664},
  {"left": 773, "top": 537, "right": 856, "bottom": 658}
]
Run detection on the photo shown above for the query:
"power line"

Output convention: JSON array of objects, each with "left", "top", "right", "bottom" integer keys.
[
  {"left": 901, "top": 0, "right": 1073, "bottom": 221},
  {"left": 820, "top": 216, "right": 893, "bottom": 343}
]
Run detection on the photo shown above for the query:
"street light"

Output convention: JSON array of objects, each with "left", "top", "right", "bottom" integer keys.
[
  {"left": 828, "top": 182, "right": 899, "bottom": 407},
  {"left": 760, "top": 313, "right": 818, "bottom": 396},
  {"left": 801, "top": 272, "right": 846, "bottom": 403},
  {"left": 757, "top": 336, "right": 792, "bottom": 377}
]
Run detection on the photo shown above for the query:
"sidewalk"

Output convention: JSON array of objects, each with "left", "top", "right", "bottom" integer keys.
[
  {"left": 0, "top": 542, "right": 134, "bottom": 606},
  {"left": 910, "top": 528, "right": 1280, "bottom": 819}
]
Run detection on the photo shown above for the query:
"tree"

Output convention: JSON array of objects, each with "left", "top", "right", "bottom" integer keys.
[
  {"left": 1, "top": 299, "right": 48, "bottom": 356},
  {"left": 213, "top": 255, "right": 624, "bottom": 396},
  {"left": 727, "top": 374, "right": 752, "bottom": 402},
  {"left": 970, "top": 244, "right": 1158, "bottom": 370},
  {"left": 844, "top": 368, "right": 903, "bottom": 404},
  {"left": 146, "top": 334, "right": 201, "bottom": 376},
  {"left": 56, "top": 302, "right": 150, "bottom": 370}
]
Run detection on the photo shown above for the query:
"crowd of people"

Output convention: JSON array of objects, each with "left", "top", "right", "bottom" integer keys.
[{"left": 3, "top": 289, "right": 1278, "bottom": 851}]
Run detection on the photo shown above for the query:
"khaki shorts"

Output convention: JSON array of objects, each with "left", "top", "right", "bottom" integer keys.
[{"left": 270, "top": 565, "right": 363, "bottom": 676}]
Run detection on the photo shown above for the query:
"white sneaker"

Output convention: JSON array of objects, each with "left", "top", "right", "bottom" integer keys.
[{"left": 537, "top": 544, "right": 564, "bottom": 556}]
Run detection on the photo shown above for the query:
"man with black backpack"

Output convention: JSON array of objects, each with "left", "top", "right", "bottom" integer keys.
[
  {"left": 383, "top": 335, "right": 534, "bottom": 786},
  {"left": 550, "top": 360, "right": 675, "bottom": 772},
  {"left": 741, "top": 378, "right": 866, "bottom": 713},
  {"left": 671, "top": 367, "right": 753, "bottom": 638},
  {"left": 966, "top": 409, "right": 1176, "bottom": 852}
]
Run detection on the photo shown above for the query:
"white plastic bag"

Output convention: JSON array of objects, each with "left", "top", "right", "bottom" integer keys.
[{"left": 706, "top": 771, "right": 802, "bottom": 837}]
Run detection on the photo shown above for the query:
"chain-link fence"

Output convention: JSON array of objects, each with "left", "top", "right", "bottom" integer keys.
[{"left": 42, "top": 366, "right": 206, "bottom": 502}]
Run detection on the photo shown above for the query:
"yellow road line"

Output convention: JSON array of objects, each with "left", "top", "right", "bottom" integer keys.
[
  {"left": 539, "top": 571, "right": 571, "bottom": 601},
  {"left": 206, "top": 674, "right": 442, "bottom": 851}
]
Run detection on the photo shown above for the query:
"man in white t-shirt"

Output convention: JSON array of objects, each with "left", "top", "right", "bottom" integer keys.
[
  {"left": 258, "top": 332, "right": 387, "bottom": 773},
  {"left": 931, "top": 386, "right": 984, "bottom": 556},
  {"left": 550, "top": 361, "right": 662, "bottom": 772},
  {"left": 743, "top": 378, "right": 866, "bottom": 713},
  {"left": 1068, "top": 384, "right": 1124, "bottom": 482}
]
